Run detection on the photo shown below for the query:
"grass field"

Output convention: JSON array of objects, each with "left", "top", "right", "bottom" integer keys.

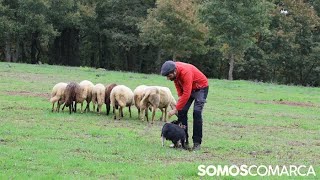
[{"left": 0, "top": 62, "right": 319, "bottom": 179}]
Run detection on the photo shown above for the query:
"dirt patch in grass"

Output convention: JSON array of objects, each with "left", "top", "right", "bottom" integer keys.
[
  {"left": 1, "top": 105, "right": 32, "bottom": 111},
  {"left": 254, "top": 100, "right": 317, "bottom": 107},
  {"left": 235, "top": 97, "right": 318, "bottom": 107},
  {"left": 288, "top": 141, "right": 306, "bottom": 146},
  {"left": 1, "top": 71, "right": 55, "bottom": 83},
  {"left": 5, "top": 90, "right": 50, "bottom": 99}
]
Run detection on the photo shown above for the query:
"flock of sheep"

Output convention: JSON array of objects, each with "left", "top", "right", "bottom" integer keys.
[{"left": 50, "top": 80, "right": 177, "bottom": 123}]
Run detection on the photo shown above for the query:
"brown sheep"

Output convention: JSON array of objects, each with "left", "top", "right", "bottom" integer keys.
[
  {"left": 105, "top": 83, "right": 117, "bottom": 115},
  {"left": 63, "top": 82, "right": 83, "bottom": 114}
]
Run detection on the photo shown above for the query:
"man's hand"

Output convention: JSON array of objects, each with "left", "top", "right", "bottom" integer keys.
[{"left": 168, "top": 109, "right": 178, "bottom": 118}]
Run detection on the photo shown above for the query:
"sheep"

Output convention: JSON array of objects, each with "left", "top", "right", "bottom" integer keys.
[
  {"left": 105, "top": 83, "right": 118, "bottom": 115},
  {"left": 133, "top": 85, "right": 149, "bottom": 120},
  {"left": 92, "top": 83, "right": 105, "bottom": 114},
  {"left": 110, "top": 85, "right": 134, "bottom": 120},
  {"left": 63, "top": 82, "right": 83, "bottom": 114},
  {"left": 140, "top": 86, "right": 176, "bottom": 123},
  {"left": 161, "top": 121, "right": 187, "bottom": 149},
  {"left": 50, "top": 82, "right": 67, "bottom": 112},
  {"left": 79, "top": 80, "right": 94, "bottom": 113}
]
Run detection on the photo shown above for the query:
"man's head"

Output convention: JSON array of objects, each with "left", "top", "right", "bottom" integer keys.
[{"left": 161, "top": 60, "right": 176, "bottom": 81}]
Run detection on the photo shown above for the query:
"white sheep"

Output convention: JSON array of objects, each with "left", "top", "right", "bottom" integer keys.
[
  {"left": 133, "top": 85, "right": 149, "bottom": 119},
  {"left": 79, "top": 80, "right": 94, "bottom": 113},
  {"left": 92, "top": 83, "right": 106, "bottom": 114},
  {"left": 110, "top": 85, "right": 134, "bottom": 120},
  {"left": 140, "top": 86, "right": 176, "bottom": 123},
  {"left": 50, "top": 82, "right": 68, "bottom": 112}
]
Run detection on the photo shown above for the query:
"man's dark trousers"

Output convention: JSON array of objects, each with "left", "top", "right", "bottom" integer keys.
[{"left": 178, "top": 86, "right": 209, "bottom": 144}]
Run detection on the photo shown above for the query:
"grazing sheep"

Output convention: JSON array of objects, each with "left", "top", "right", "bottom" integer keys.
[
  {"left": 92, "top": 83, "right": 105, "bottom": 114},
  {"left": 50, "top": 82, "right": 67, "bottom": 112},
  {"left": 161, "top": 121, "right": 187, "bottom": 149},
  {"left": 133, "top": 85, "right": 149, "bottom": 120},
  {"left": 105, "top": 83, "right": 118, "bottom": 115},
  {"left": 63, "top": 82, "right": 83, "bottom": 114},
  {"left": 140, "top": 86, "right": 176, "bottom": 123},
  {"left": 110, "top": 85, "right": 134, "bottom": 120},
  {"left": 79, "top": 80, "right": 94, "bottom": 113}
]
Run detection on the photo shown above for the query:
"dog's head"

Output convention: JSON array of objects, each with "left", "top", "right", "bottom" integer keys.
[{"left": 170, "top": 120, "right": 186, "bottom": 129}]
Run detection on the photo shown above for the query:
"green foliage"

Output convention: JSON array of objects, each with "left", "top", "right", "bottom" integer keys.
[
  {"left": 139, "top": 0, "right": 209, "bottom": 58},
  {"left": 257, "top": 0, "right": 320, "bottom": 85},
  {"left": 200, "top": 0, "right": 273, "bottom": 79},
  {"left": 0, "top": 0, "right": 320, "bottom": 86}
]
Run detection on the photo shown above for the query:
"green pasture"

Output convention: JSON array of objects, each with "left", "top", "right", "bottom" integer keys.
[{"left": 0, "top": 62, "right": 319, "bottom": 179}]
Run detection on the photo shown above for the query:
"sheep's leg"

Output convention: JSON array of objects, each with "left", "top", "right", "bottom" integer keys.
[
  {"left": 69, "top": 104, "right": 72, "bottom": 114},
  {"left": 121, "top": 107, "right": 124, "bottom": 117},
  {"left": 74, "top": 102, "right": 77, "bottom": 113},
  {"left": 140, "top": 107, "right": 144, "bottom": 121},
  {"left": 145, "top": 107, "right": 149, "bottom": 122},
  {"left": 56, "top": 101, "right": 60, "bottom": 112},
  {"left": 113, "top": 106, "right": 117, "bottom": 120},
  {"left": 140, "top": 106, "right": 149, "bottom": 121},
  {"left": 129, "top": 106, "right": 131, "bottom": 118},
  {"left": 57, "top": 101, "right": 61, "bottom": 112},
  {"left": 86, "top": 101, "right": 91, "bottom": 112},
  {"left": 151, "top": 106, "right": 156, "bottom": 124},
  {"left": 52, "top": 103, "right": 55, "bottom": 112},
  {"left": 164, "top": 107, "right": 168, "bottom": 122},
  {"left": 62, "top": 104, "right": 66, "bottom": 111},
  {"left": 118, "top": 107, "right": 122, "bottom": 120},
  {"left": 159, "top": 108, "right": 164, "bottom": 121},
  {"left": 93, "top": 103, "right": 96, "bottom": 113},
  {"left": 98, "top": 104, "right": 102, "bottom": 114},
  {"left": 80, "top": 102, "right": 83, "bottom": 113},
  {"left": 106, "top": 104, "right": 110, "bottom": 115}
]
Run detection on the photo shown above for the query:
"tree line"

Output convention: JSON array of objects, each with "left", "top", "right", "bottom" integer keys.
[{"left": 1, "top": 0, "right": 320, "bottom": 86}]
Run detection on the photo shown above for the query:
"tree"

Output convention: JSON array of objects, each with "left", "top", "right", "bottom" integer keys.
[
  {"left": 47, "top": 0, "right": 92, "bottom": 66},
  {"left": 201, "top": 0, "right": 273, "bottom": 80},
  {"left": 84, "top": 0, "right": 155, "bottom": 71},
  {"left": 139, "top": 0, "right": 208, "bottom": 60},
  {"left": 0, "top": 0, "right": 57, "bottom": 63},
  {"left": 260, "top": 0, "right": 320, "bottom": 85}
]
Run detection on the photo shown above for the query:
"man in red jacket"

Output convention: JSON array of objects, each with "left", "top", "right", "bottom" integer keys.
[{"left": 161, "top": 60, "right": 209, "bottom": 150}]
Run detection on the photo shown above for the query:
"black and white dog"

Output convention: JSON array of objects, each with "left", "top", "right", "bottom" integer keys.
[{"left": 161, "top": 120, "right": 187, "bottom": 149}]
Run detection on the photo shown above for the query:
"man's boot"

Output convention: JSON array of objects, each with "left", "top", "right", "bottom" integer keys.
[{"left": 192, "top": 143, "right": 201, "bottom": 151}]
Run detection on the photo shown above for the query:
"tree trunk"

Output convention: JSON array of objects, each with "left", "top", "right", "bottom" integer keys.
[
  {"left": 5, "top": 35, "right": 11, "bottom": 62},
  {"left": 11, "top": 40, "right": 19, "bottom": 62},
  {"left": 50, "top": 28, "right": 80, "bottom": 66},
  {"left": 31, "top": 32, "right": 39, "bottom": 64},
  {"left": 228, "top": 54, "right": 235, "bottom": 80}
]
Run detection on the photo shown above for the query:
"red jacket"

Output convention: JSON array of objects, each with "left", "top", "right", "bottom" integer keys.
[{"left": 174, "top": 62, "right": 208, "bottom": 110}]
